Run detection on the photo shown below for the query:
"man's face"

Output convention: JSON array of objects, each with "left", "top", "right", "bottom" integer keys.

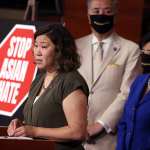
[
  {"left": 88, "top": 0, "right": 114, "bottom": 16},
  {"left": 87, "top": 0, "right": 115, "bottom": 34}
]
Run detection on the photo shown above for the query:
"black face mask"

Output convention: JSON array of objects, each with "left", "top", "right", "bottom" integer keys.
[
  {"left": 90, "top": 15, "right": 114, "bottom": 33},
  {"left": 141, "top": 53, "right": 150, "bottom": 73}
]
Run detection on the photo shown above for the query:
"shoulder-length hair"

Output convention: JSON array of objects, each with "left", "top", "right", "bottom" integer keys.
[{"left": 34, "top": 24, "right": 80, "bottom": 72}]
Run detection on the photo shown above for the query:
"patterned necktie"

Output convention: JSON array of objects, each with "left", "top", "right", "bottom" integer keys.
[{"left": 93, "top": 42, "right": 104, "bottom": 81}]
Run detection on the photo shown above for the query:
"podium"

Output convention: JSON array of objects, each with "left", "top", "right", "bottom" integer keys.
[{"left": 0, "top": 126, "right": 54, "bottom": 150}]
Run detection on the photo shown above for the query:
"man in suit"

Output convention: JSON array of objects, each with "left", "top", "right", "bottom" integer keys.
[{"left": 76, "top": 0, "right": 142, "bottom": 149}]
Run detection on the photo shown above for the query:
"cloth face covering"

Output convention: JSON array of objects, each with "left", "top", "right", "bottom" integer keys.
[{"left": 90, "top": 15, "right": 114, "bottom": 33}]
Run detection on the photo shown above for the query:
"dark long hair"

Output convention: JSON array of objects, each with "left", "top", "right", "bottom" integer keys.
[{"left": 34, "top": 24, "right": 80, "bottom": 72}]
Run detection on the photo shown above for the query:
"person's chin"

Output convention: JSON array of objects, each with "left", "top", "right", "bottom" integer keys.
[{"left": 36, "top": 64, "right": 45, "bottom": 69}]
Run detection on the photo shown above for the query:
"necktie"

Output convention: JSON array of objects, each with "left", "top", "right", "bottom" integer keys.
[
  {"left": 99, "top": 42, "right": 104, "bottom": 61},
  {"left": 93, "top": 42, "right": 104, "bottom": 81}
]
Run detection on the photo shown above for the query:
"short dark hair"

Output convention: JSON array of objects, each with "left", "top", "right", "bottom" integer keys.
[{"left": 34, "top": 24, "right": 80, "bottom": 73}]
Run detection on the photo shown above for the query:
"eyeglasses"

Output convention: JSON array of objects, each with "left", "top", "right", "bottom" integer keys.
[{"left": 141, "top": 49, "right": 150, "bottom": 55}]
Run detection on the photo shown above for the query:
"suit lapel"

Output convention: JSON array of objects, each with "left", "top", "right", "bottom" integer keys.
[
  {"left": 139, "top": 75, "right": 150, "bottom": 104},
  {"left": 92, "top": 33, "right": 121, "bottom": 88}
]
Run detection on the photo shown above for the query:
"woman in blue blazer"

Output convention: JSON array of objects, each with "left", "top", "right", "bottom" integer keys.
[{"left": 116, "top": 74, "right": 150, "bottom": 150}]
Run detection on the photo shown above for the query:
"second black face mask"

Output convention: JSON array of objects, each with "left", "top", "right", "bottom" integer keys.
[{"left": 90, "top": 15, "right": 114, "bottom": 34}]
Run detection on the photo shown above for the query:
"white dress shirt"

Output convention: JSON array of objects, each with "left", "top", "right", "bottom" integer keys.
[{"left": 92, "top": 33, "right": 114, "bottom": 60}]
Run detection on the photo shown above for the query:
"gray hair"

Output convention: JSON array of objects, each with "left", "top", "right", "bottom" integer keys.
[{"left": 86, "top": 0, "right": 118, "bottom": 11}]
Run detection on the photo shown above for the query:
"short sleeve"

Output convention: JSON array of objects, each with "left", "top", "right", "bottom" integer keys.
[{"left": 62, "top": 71, "right": 89, "bottom": 100}]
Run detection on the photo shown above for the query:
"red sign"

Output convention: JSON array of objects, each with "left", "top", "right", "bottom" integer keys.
[{"left": 0, "top": 24, "right": 37, "bottom": 116}]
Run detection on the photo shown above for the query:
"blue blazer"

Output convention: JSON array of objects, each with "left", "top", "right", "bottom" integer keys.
[{"left": 116, "top": 74, "right": 150, "bottom": 150}]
